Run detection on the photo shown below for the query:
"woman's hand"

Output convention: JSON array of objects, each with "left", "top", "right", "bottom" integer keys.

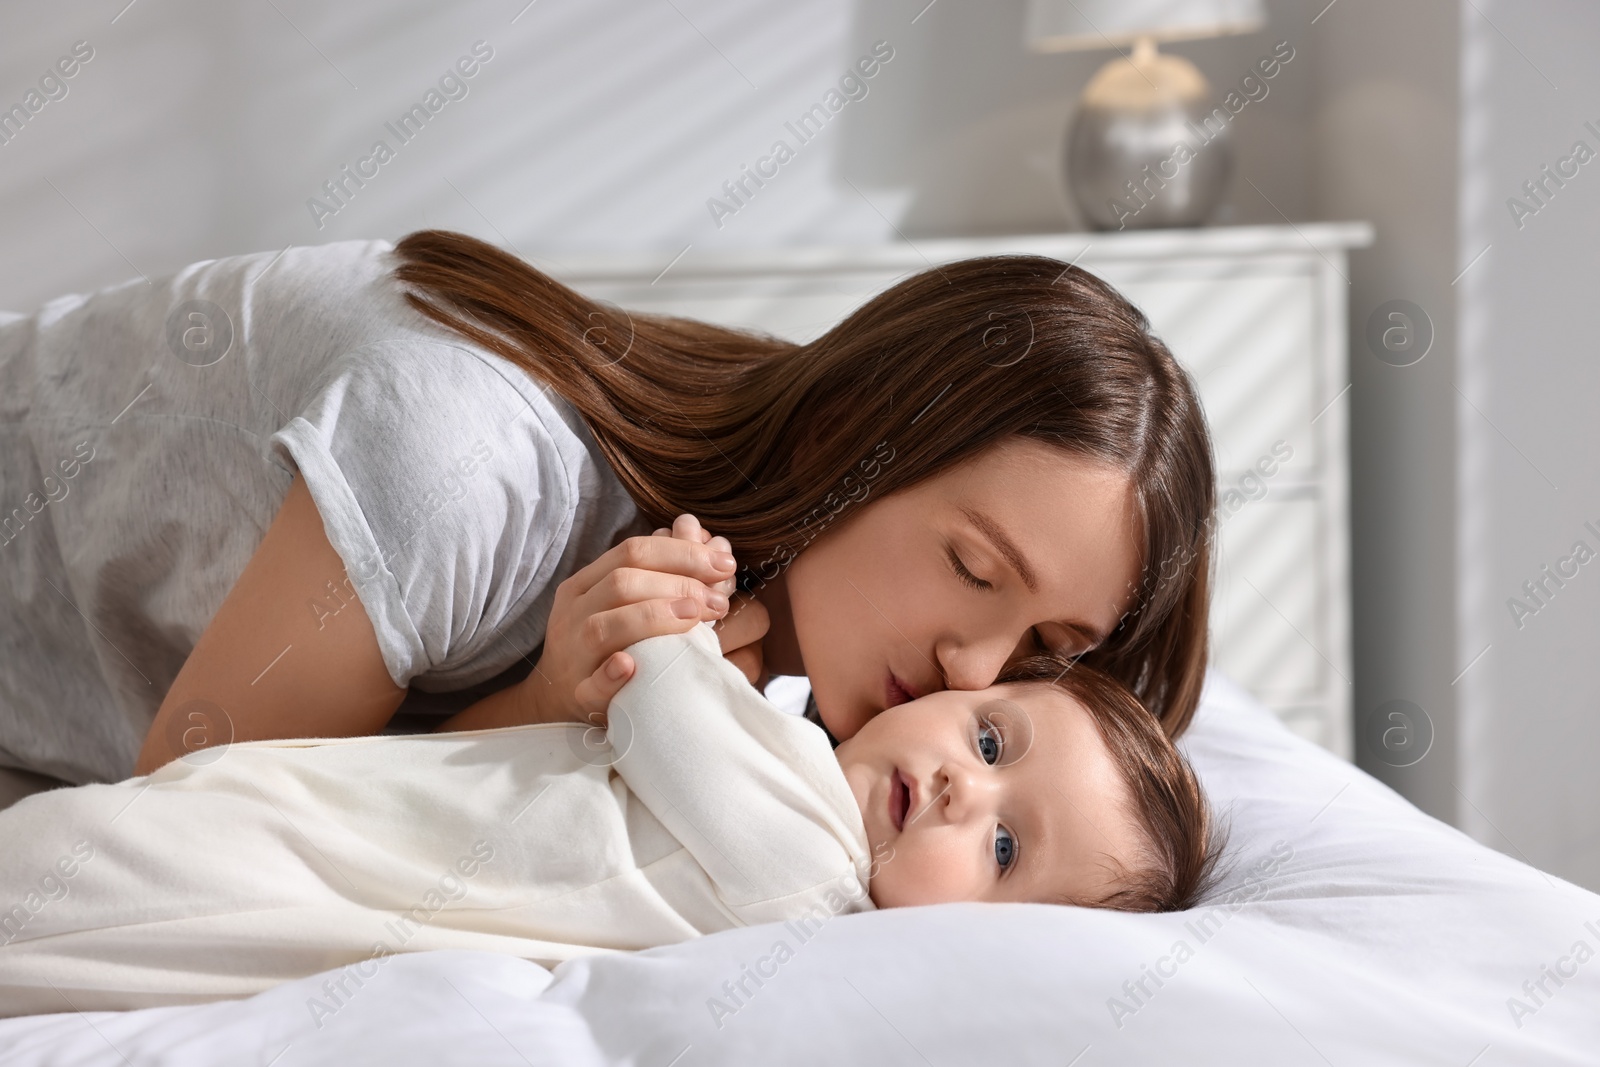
[
  {"left": 509, "top": 515, "right": 732, "bottom": 727},
  {"left": 653, "top": 515, "right": 771, "bottom": 690},
  {"left": 437, "top": 514, "right": 756, "bottom": 734},
  {"left": 573, "top": 514, "right": 768, "bottom": 718},
  {"left": 647, "top": 516, "right": 769, "bottom": 693}
]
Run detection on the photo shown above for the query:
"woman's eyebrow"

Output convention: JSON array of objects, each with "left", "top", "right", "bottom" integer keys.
[{"left": 959, "top": 505, "right": 1039, "bottom": 593}]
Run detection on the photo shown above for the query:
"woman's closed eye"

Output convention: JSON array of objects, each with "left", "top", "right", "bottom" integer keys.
[
  {"left": 946, "top": 545, "right": 991, "bottom": 591},
  {"left": 949, "top": 546, "right": 1089, "bottom": 659}
]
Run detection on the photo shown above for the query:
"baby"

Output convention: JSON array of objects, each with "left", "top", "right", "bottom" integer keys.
[
  {"left": 0, "top": 621, "right": 1212, "bottom": 1017},
  {"left": 833, "top": 654, "right": 1213, "bottom": 914}
]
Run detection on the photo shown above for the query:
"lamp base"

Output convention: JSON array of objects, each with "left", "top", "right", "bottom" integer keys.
[{"left": 1065, "top": 38, "right": 1233, "bottom": 231}]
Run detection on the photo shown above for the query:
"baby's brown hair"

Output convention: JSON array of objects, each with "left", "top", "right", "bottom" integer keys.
[{"left": 998, "top": 656, "right": 1220, "bottom": 913}]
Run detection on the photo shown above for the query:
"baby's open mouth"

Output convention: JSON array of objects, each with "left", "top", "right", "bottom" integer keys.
[{"left": 890, "top": 768, "right": 911, "bottom": 831}]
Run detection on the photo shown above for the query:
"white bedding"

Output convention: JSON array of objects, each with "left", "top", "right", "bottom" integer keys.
[{"left": 3, "top": 672, "right": 1595, "bottom": 1065}]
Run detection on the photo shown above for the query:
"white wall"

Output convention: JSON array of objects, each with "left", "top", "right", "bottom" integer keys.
[
  {"left": 0, "top": 0, "right": 879, "bottom": 306},
  {"left": 1304, "top": 0, "right": 1464, "bottom": 823},
  {"left": 1456, "top": 0, "right": 1600, "bottom": 890},
  {"left": 0, "top": 0, "right": 1313, "bottom": 310},
  {"left": 1303, "top": 0, "right": 1600, "bottom": 891}
]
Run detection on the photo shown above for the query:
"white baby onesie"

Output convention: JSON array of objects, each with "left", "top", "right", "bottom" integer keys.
[{"left": 0, "top": 623, "right": 874, "bottom": 1016}]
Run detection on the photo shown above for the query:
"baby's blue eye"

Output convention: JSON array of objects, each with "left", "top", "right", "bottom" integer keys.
[
  {"left": 977, "top": 721, "right": 1003, "bottom": 765},
  {"left": 995, "top": 826, "right": 1016, "bottom": 871}
]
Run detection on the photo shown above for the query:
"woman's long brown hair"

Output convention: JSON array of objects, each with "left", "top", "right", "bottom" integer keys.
[{"left": 389, "top": 230, "right": 1216, "bottom": 737}]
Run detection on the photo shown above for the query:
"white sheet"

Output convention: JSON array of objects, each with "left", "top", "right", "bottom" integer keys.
[{"left": 3, "top": 672, "right": 1595, "bottom": 1065}]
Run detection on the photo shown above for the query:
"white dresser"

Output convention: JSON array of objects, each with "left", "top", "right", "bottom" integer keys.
[{"left": 553, "top": 223, "right": 1373, "bottom": 758}]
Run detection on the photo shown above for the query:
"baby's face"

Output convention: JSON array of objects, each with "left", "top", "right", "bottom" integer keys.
[{"left": 833, "top": 680, "right": 1143, "bottom": 909}]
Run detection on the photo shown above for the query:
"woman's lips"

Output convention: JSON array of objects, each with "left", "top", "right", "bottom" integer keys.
[{"left": 885, "top": 672, "right": 915, "bottom": 708}]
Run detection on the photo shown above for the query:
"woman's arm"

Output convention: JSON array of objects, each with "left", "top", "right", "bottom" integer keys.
[
  {"left": 138, "top": 481, "right": 766, "bottom": 769},
  {"left": 134, "top": 475, "right": 405, "bottom": 775}
]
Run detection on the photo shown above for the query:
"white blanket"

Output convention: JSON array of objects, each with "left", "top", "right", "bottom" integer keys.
[
  {"left": 1, "top": 672, "right": 1594, "bottom": 1065},
  {"left": 0, "top": 623, "right": 870, "bottom": 1016}
]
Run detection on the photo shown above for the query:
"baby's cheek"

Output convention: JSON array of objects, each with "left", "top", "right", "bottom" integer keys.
[{"left": 870, "top": 835, "right": 977, "bottom": 908}]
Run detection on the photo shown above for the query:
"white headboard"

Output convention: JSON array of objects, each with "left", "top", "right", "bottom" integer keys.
[{"left": 552, "top": 223, "right": 1372, "bottom": 757}]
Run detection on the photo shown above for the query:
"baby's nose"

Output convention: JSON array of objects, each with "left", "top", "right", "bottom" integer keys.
[{"left": 937, "top": 765, "right": 990, "bottom": 823}]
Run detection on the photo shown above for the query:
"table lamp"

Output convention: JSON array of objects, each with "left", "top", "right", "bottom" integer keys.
[{"left": 1025, "top": 0, "right": 1265, "bottom": 230}]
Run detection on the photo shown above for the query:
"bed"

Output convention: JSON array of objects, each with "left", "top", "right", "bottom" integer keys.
[{"left": 3, "top": 670, "right": 1594, "bottom": 1065}]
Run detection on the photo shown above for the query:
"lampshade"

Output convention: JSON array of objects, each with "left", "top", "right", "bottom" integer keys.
[{"left": 1024, "top": 0, "right": 1265, "bottom": 52}]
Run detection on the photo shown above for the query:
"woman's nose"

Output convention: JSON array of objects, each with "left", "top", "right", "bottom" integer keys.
[{"left": 936, "top": 632, "right": 1025, "bottom": 692}]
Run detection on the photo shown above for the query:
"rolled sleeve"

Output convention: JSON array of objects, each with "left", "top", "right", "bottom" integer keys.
[{"left": 269, "top": 341, "right": 572, "bottom": 689}]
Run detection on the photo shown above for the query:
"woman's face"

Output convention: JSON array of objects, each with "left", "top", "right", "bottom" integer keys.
[{"left": 783, "top": 436, "right": 1143, "bottom": 742}]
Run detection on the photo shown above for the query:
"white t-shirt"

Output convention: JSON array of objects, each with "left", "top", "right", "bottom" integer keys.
[{"left": 0, "top": 239, "right": 647, "bottom": 786}]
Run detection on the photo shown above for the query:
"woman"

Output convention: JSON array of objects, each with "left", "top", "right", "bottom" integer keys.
[{"left": 0, "top": 230, "right": 1213, "bottom": 793}]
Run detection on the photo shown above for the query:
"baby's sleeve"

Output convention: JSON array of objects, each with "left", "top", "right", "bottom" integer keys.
[
  {"left": 607, "top": 624, "right": 875, "bottom": 925},
  {"left": 268, "top": 340, "right": 577, "bottom": 690}
]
